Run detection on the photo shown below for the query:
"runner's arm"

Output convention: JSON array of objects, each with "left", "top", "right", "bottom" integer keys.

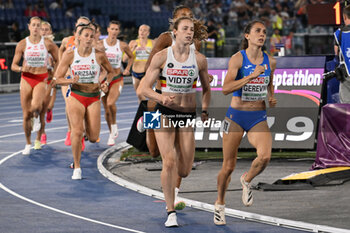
[
  {"left": 197, "top": 52, "right": 211, "bottom": 117},
  {"left": 144, "top": 32, "right": 172, "bottom": 71},
  {"left": 137, "top": 50, "right": 166, "bottom": 104},
  {"left": 54, "top": 50, "right": 75, "bottom": 85},
  {"left": 11, "top": 40, "right": 25, "bottom": 73}
]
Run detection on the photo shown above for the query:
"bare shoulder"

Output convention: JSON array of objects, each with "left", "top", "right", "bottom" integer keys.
[
  {"left": 63, "top": 48, "right": 74, "bottom": 57},
  {"left": 120, "top": 40, "right": 128, "bottom": 48},
  {"left": 95, "top": 49, "right": 107, "bottom": 58},
  {"left": 231, "top": 51, "right": 243, "bottom": 60},
  {"left": 267, "top": 53, "right": 277, "bottom": 69},
  {"left": 61, "top": 36, "right": 70, "bottom": 44},
  {"left": 44, "top": 37, "right": 56, "bottom": 47},
  {"left": 95, "top": 41, "right": 105, "bottom": 52},
  {"left": 151, "top": 48, "right": 167, "bottom": 64},
  {"left": 129, "top": 39, "right": 136, "bottom": 46},
  {"left": 194, "top": 50, "right": 207, "bottom": 65},
  {"left": 16, "top": 38, "right": 26, "bottom": 49},
  {"left": 153, "top": 32, "right": 172, "bottom": 49},
  {"left": 154, "top": 48, "right": 167, "bottom": 58},
  {"left": 229, "top": 51, "right": 243, "bottom": 66}
]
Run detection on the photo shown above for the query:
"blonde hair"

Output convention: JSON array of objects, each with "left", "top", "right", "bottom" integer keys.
[
  {"left": 29, "top": 16, "right": 41, "bottom": 24},
  {"left": 41, "top": 21, "right": 54, "bottom": 41}
]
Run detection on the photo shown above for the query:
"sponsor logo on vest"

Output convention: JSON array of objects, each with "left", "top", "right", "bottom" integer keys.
[
  {"left": 72, "top": 65, "right": 91, "bottom": 70},
  {"left": 248, "top": 76, "right": 266, "bottom": 84},
  {"left": 167, "top": 69, "right": 188, "bottom": 76}
]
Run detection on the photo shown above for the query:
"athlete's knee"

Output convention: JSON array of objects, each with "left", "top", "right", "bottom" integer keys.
[
  {"left": 31, "top": 103, "right": 41, "bottom": 112},
  {"left": 89, "top": 137, "right": 98, "bottom": 143},
  {"left": 257, "top": 151, "right": 271, "bottom": 166},
  {"left": 147, "top": 143, "right": 160, "bottom": 158},
  {"left": 162, "top": 158, "right": 176, "bottom": 171},
  {"left": 107, "top": 101, "right": 116, "bottom": 109},
  {"left": 71, "top": 129, "right": 84, "bottom": 139},
  {"left": 178, "top": 169, "right": 191, "bottom": 178},
  {"left": 149, "top": 148, "right": 160, "bottom": 158}
]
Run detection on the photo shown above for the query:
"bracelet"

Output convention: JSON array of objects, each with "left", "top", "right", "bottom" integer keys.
[
  {"left": 52, "top": 77, "right": 57, "bottom": 81},
  {"left": 19, "top": 66, "right": 22, "bottom": 72},
  {"left": 202, "top": 110, "right": 209, "bottom": 116}
]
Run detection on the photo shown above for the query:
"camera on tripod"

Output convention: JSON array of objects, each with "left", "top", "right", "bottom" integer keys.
[{"left": 323, "top": 63, "right": 349, "bottom": 82}]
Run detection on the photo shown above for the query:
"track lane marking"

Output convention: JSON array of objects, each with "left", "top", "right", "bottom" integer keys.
[{"left": 0, "top": 130, "right": 145, "bottom": 233}]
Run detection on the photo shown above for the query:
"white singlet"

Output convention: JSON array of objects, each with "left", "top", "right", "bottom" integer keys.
[
  {"left": 103, "top": 39, "right": 122, "bottom": 69},
  {"left": 160, "top": 46, "right": 198, "bottom": 94},
  {"left": 24, "top": 36, "right": 49, "bottom": 68},
  {"left": 70, "top": 48, "right": 100, "bottom": 84}
]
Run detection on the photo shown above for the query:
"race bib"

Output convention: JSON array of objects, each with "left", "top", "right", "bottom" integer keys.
[{"left": 241, "top": 76, "right": 269, "bottom": 101}]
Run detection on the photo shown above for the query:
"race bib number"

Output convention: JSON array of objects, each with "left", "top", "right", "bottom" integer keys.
[
  {"left": 241, "top": 76, "right": 269, "bottom": 101},
  {"left": 223, "top": 119, "right": 230, "bottom": 134}
]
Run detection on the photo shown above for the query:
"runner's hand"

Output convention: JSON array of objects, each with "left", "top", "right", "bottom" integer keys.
[
  {"left": 250, "top": 65, "right": 265, "bottom": 79},
  {"left": 71, "top": 75, "right": 79, "bottom": 84},
  {"left": 161, "top": 95, "right": 175, "bottom": 107},
  {"left": 123, "top": 69, "right": 130, "bottom": 76},
  {"left": 101, "top": 81, "right": 109, "bottom": 93},
  {"left": 269, "top": 96, "right": 277, "bottom": 107},
  {"left": 208, "top": 73, "right": 214, "bottom": 83}
]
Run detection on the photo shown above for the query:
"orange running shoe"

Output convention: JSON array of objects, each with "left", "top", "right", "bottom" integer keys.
[
  {"left": 40, "top": 133, "right": 47, "bottom": 145},
  {"left": 64, "top": 131, "right": 71, "bottom": 146},
  {"left": 46, "top": 109, "right": 53, "bottom": 123}
]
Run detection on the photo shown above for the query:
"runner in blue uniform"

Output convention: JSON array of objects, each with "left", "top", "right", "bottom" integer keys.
[{"left": 214, "top": 20, "right": 277, "bottom": 225}]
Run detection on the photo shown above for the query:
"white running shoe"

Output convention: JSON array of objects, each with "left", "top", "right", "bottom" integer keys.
[
  {"left": 136, "top": 116, "right": 145, "bottom": 133},
  {"left": 107, "top": 134, "right": 115, "bottom": 146},
  {"left": 111, "top": 124, "right": 118, "bottom": 138},
  {"left": 32, "top": 116, "right": 41, "bottom": 132},
  {"left": 174, "top": 187, "right": 186, "bottom": 210},
  {"left": 22, "top": 144, "right": 31, "bottom": 155},
  {"left": 240, "top": 172, "right": 253, "bottom": 206},
  {"left": 72, "top": 168, "right": 82, "bottom": 180},
  {"left": 164, "top": 212, "right": 178, "bottom": 227},
  {"left": 214, "top": 202, "right": 226, "bottom": 225}
]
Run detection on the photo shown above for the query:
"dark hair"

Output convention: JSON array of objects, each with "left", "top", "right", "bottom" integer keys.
[
  {"left": 75, "top": 22, "right": 91, "bottom": 32},
  {"left": 173, "top": 16, "right": 193, "bottom": 30},
  {"left": 108, "top": 20, "right": 121, "bottom": 28},
  {"left": 344, "top": 5, "right": 350, "bottom": 18},
  {"left": 172, "top": 5, "right": 192, "bottom": 18},
  {"left": 241, "top": 20, "right": 265, "bottom": 50},
  {"left": 78, "top": 26, "right": 94, "bottom": 36}
]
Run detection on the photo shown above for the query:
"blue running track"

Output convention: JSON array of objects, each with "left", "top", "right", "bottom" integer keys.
[{"left": 0, "top": 86, "right": 306, "bottom": 232}]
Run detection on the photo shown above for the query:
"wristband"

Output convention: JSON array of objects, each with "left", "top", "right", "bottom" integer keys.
[
  {"left": 202, "top": 110, "right": 208, "bottom": 116},
  {"left": 52, "top": 77, "right": 57, "bottom": 81},
  {"left": 19, "top": 66, "right": 22, "bottom": 72}
]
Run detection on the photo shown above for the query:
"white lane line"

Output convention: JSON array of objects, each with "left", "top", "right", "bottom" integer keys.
[
  {"left": 98, "top": 144, "right": 350, "bottom": 233},
  {"left": 0, "top": 105, "right": 137, "bottom": 120},
  {"left": 0, "top": 130, "right": 145, "bottom": 233},
  {"left": 0, "top": 126, "right": 68, "bottom": 139},
  {"left": 0, "top": 183, "right": 144, "bottom": 233},
  {"left": 0, "top": 118, "right": 133, "bottom": 129}
]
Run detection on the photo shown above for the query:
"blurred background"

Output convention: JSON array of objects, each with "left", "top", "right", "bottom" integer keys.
[{"left": 0, "top": 0, "right": 342, "bottom": 89}]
